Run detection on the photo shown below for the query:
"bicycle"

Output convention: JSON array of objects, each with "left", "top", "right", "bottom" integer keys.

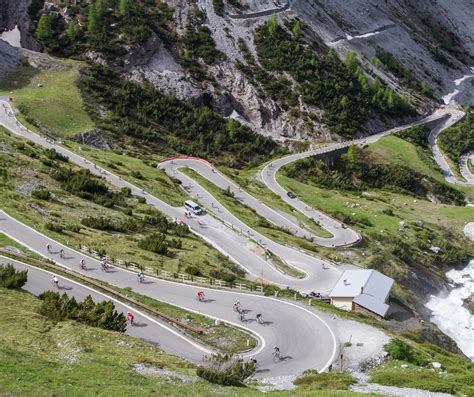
[
  {"left": 238, "top": 311, "right": 245, "bottom": 322},
  {"left": 272, "top": 350, "right": 280, "bottom": 362},
  {"left": 79, "top": 260, "right": 87, "bottom": 270},
  {"left": 196, "top": 292, "right": 205, "bottom": 302}
]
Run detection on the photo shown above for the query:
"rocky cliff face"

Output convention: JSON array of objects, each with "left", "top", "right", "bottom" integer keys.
[
  {"left": 124, "top": 0, "right": 474, "bottom": 142},
  {"left": 0, "top": 0, "right": 40, "bottom": 50},
  {"left": 2, "top": 0, "right": 473, "bottom": 140},
  {"left": 0, "top": 40, "right": 21, "bottom": 78}
]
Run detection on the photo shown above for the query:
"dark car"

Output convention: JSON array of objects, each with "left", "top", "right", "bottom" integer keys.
[{"left": 287, "top": 191, "right": 296, "bottom": 199}]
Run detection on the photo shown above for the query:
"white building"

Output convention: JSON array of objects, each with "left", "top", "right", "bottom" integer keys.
[{"left": 329, "top": 269, "right": 394, "bottom": 318}]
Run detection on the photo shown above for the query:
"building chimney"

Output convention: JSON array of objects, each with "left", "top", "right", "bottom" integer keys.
[
  {"left": 343, "top": 279, "right": 348, "bottom": 285},
  {"left": 360, "top": 286, "right": 364, "bottom": 294}
]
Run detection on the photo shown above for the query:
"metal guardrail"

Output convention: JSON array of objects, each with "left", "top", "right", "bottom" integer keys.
[
  {"left": 78, "top": 245, "right": 264, "bottom": 294},
  {"left": 0, "top": 248, "right": 205, "bottom": 334}
]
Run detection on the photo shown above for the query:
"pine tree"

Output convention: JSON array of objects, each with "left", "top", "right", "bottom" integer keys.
[
  {"left": 35, "top": 13, "right": 54, "bottom": 41},
  {"left": 119, "top": 0, "right": 130, "bottom": 16},
  {"left": 66, "top": 21, "right": 77, "bottom": 40},
  {"left": 87, "top": 5, "right": 99, "bottom": 33},
  {"left": 292, "top": 20, "right": 301, "bottom": 38},
  {"left": 267, "top": 14, "right": 277, "bottom": 35}
]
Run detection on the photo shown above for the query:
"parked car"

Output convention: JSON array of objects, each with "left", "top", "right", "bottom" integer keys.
[{"left": 287, "top": 191, "right": 296, "bottom": 199}]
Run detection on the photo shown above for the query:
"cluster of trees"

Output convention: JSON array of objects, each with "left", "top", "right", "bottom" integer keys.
[
  {"left": 39, "top": 291, "right": 126, "bottom": 332},
  {"left": 49, "top": 166, "right": 124, "bottom": 207},
  {"left": 253, "top": 21, "right": 415, "bottom": 136},
  {"left": 284, "top": 146, "right": 465, "bottom": 205},
  {"left": 197, "top": 353, "right": 256, "bottom": 386},
  {"left": 0, "top": 264, "right": 28, "bottom": 289},
  {"left": 395, "top": 125, "right": 430, "bottom": 148},
  {"left": 138, "top": 232, "right": 181, "bottom": 256},
  {"left": 32, "top": 0, "right": 174, "bottom": 60},
  {"left": 438, "top": 108, "right": 474, "bottom": 167},
  {"left": 375, "top": 49, "right": 435, "bottom": 98},
  {"left": 78, "top": 65, "right": 283, "bottom": 168},
  {"left": 183, "top": 24, "right": 225, "bottom": 65}
]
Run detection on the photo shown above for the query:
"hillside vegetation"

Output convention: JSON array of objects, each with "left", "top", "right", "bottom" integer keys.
[
  {"left": 250, "top": 19, "right": 414, "bottom": 137},
  {"left": 78, "top": 65, "right": 283, "bottom": 167},
  {"left": 438, "top": 108, "right": 474, "bottom": 173},
  {"left": 0, "top": 127, "right": 245, "bottom": 282},
  {"left": 278, "top": 134, "right": 472, "bottom": 305}
]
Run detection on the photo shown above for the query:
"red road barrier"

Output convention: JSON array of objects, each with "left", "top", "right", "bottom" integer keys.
[{"left": 159, "top": 156, "right": 211, "bottom": 166}]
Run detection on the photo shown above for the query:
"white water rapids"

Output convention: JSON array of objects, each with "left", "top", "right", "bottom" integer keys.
[{"left": 425, "top": 259, "right": 474, "bottom": 360}]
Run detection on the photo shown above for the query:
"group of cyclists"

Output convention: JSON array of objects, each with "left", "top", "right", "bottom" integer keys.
[
  {"left": 233, "top": 300, "right": 264, "bottom": 325},
  {"left": 45, "top": 243, "right": 281, "bottom": 366}
]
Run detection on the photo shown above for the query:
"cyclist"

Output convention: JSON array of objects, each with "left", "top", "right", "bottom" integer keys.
[
  {"left": 233, "top": 300, "right": 241, "bottom": 311},
  {"left": 59, "top": 248, "right": 65, "bottom": 258},
  {"left": 238, "top": 310, "right": 245, "bottom": 322},
  {"left": 272, "top": 345, "right": 280, "bottom": 361},
  {"left": 197, "top": 290, "right": 205, "bottom": 302},
  {"left": 51, "top": 275, "right": 59, "bottom": 288},
  {"left": 250, "top": 357, "right": 257, "bottom": 366},
  {"left": 100, "top": 257, "right": 108, "bottom": 271},
  {"left": 256, "top": 313, "right": 263, "bottom": 324},
  {"left": 127, "top": 312, "right": 134, "bottom": 326},
  {"left": 46, "top": 243, "right": 51, "bottom": 253},
  {"left": 79, "top": 258, "right": 86, "bottom": 270},
  {"left": 137, "top": 272, "right": 144, "bottom": 283}
]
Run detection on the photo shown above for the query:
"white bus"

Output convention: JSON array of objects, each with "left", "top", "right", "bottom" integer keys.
[{"left": 184, "top": 200, "right": 203, "bottom": 215}]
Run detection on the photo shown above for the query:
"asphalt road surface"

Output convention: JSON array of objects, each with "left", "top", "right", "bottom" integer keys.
[{"left": 0, "top": 212, "right": 338, "bottom": 378}]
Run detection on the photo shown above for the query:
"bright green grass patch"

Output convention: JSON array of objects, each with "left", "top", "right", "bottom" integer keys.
[
  {"left": 368, "top": 135, "right": 474, "bottom": 199},
  {"left": 370, "top": 360, "right": 474, "bottom": 395},
  {"left": 65, "top": 140, "right": 187, "bottom": 207},
  {"left": 0, "top": 289, "right": 368, "bottom": 396},
  {"left": 219, "top": 165, "right": 334, "bottom": 239},
  {"left": 294, "top": 370, "right": 357, "bottom": 390},
  {"left": 0, "top": 60, "right": 94, "bottom": 138}
]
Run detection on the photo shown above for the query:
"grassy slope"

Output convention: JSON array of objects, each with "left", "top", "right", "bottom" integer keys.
[
  {"left": 280, "top": 135, "right": 473, "bottom": 238},
  {"left": 0, "top": 235, "right": 255, "bottom": 354},
  {"left": 0, "top": 288, "right": 367, "bottom": 396},
  {"left": 0, "top": 128, "right": 242, "bottom": 279},
  {"left": 65, "top": 141, "right": 187, "bottom": 207},
  {"left": 0, "top": 60, "right": 94, "bottom": 138},
  {"left": 368, "top": 136, "right": 474, "bottom": 198}
]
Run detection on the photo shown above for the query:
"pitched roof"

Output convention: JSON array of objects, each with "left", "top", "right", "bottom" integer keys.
[{"left": 330, "top": 269, "right": 394, "bottom": 317}]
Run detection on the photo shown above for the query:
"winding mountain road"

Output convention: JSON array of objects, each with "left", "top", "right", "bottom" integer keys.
[
  {"left": 0, "top": 212, "right": 337, "bottom": 378},
  {"left": 427, "top": 108, "right": 472, "bottom": 185},
  {"left": 0, "top": 98, "right": 341, "bottom": 293},
  {"left": 1, "top": 256, "right": 211, "bottom": 363}
]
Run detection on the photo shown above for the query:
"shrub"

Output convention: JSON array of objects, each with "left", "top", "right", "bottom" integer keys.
[
  {"left": 38, "top": 291, "right": 126, "bottom": 331},
  {"left": 185, "top": 265, "right": 202, "bottom": 276},
  {"left": 45, "top": 148, "right": 69, "bottom": 162},
  {"left": 31, "top": 188, "right": 51, "bottom": 200},
  {"left": 196, "top": 353, "right": 255, "bottom": 386},
  {"left": 294, "top": 370, "right": 356, "bottom": 390},
  {"left": 68, "top": 224, "right": 81, "bottom": 233},
  {"left": 138, "top": 233, "right": 168, "bottom": 255},
  {"left": 120, "top": 186, "right": 132, "bottom": 197},
  {"left": 131, "top": 170, "right": 144, "bottom": 180},
  {"left": 385, "top": 339, "right": 430, "bottom": 366},
  {"left": 45, "top": 222, "right": 64, "bottom": 233},
  {"left": 0, "top": 264, "right": 28, "bottom": 288},
  {"left": 210, "top": 270, "right": 236, "bottom": 283}
]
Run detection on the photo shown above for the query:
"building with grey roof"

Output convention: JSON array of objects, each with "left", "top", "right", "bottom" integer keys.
[{"left": 329, "top": 269, "right": 394, "bottom": 317}]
